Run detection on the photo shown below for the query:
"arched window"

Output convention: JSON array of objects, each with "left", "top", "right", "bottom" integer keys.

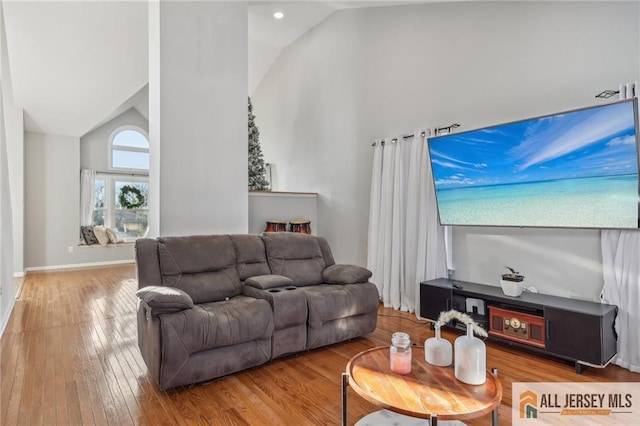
[
  {"left": 88, "top": 126, "right": 150, "bottom": 240},
  {"left": 109, "top": 126, "right": 149, "bottom": 171}
]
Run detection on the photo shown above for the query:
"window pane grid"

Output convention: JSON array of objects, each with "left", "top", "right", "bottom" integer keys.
[
  {"left": 90, "top": 174, "right": 149, "bottom": 240},
  {"left": 112, "top": 150, "right": 149, "bottom": 170}
]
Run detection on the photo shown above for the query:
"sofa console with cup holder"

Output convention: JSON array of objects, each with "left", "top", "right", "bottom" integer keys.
[
  {"left": 420, "top": 278, "right": 617, "bottom": 373},
  {"left": 135, "top": 232, "right": 379, "bottom": 390}
]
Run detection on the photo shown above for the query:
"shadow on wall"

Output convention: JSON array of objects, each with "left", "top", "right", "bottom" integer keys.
[{"left": 452, "top": 227, "right": 603, "bottom": 301}]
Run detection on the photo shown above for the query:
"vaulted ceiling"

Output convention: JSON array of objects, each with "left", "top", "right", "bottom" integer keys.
[
  {"left": 3, "top": 1, "right": 149, "bottom": 137},
  {"left": 2, "top": 1, "right": 432, "bottom": 138}
]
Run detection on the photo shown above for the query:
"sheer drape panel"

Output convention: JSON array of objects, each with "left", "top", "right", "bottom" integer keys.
[
  {"left": 367, "top": 142, "right": 383, "bottom": 296},
  {"left": 422, "top": 135, "right": 448, "bottom": 289},
  {"left": 404, "top": 134, "right": 423, "bottom": 313},
  {"left": 601, "top": 230, "right": 640, "bottom": 372},
  {"left": 367, "top": 131, "right": 447, "bottom": 313},
  {"left": 380, "top": 139, "right": 396, "bottom": 308},
  {"left": 80, "top": 169, "right": 96, "bottom": 227}
]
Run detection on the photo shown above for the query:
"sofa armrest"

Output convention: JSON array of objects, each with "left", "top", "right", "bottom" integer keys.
[
  {"left": 136, "top": 286, "right": 194, "bottom": 315},
  {"left": 322, "top": 264, "right": 372, "bottom": 284},
  {"left": 245, "top": 275, "right": 294, "bottom": 290}
]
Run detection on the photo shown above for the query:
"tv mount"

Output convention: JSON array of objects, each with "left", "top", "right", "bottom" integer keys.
[{"left": 595, "top": 89, "right": 619, "bottom": 99}]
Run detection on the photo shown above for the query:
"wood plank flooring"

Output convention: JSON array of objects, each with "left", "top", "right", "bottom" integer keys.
[{"left": 1, "top": 265, "right": 638, "bottom": 425}]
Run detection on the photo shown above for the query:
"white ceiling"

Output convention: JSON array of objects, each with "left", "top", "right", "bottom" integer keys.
[
  {"left": 3, "top": 1, "right": 149, "bottom": 137},
  {"left": 2, "top": 1, "right": 434, "bottom": 138}
]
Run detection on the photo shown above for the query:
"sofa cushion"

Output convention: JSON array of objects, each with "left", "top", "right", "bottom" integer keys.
[
  {"left": 136, "top": 286, "right": 194, "bottom": 314},
  {"left": 158, "top": 296, "right": 274, "bottom": 354},
  {"left": 157, "top": 235, "right": 241, "bottom": 304},
  {"left": 245, "top": 275, "right": 294, "bottom": 290},
  {"left": 263, "top": 233, "right": 326, "bottom": 287},
  {"left": 316, "top": 236, "right": 336, "bottom": 268},
  {"left": 230, "top": 234, "right": 271, "bottom": 280},
  {"left": 323, "top": 264, "right": 372, "bottom": 284},
  {"left": 302, "top": 283, "right": 380, "bottom": 329}
]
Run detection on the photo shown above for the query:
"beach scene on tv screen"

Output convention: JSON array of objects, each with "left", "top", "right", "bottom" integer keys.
[{"left": 428, "top": 100, "right": 639, "bottom": 228}]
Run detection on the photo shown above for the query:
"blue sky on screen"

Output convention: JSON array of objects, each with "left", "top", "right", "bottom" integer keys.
[{"left": 429, "top": 101, "right": 638, "bottom": 188}]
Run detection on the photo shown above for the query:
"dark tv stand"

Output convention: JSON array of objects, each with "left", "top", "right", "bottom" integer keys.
[{"left": 420, "top": 279, "right": 618, "bottom": 373}]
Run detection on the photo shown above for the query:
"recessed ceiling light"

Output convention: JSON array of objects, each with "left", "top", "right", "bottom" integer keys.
[{"left": 273, "top": 11, "right": 284, "bottom": 20}]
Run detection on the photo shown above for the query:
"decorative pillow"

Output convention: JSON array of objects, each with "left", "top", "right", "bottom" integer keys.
[
  {"left": 245, "top": 275, "right": 294, "bottom": 290},
  {"left": 322, "top": 264, "right": 372, "bottom": 284},
  {"left": 106, "top": 228, "right": 119, "bottom": 244},
  {"left": 80, "top": 226, "right": 99, "bottom": 245},
  {"left": 136, "top": 286, "right": 194, "bottom": 314},
  {"left": 93, "top": 226, "right": 109, "bottom": 245}
]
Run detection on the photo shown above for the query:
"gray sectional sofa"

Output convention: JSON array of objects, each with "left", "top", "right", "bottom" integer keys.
[{"left": 135, "top": 232, "right": 379, "bottom": 390}]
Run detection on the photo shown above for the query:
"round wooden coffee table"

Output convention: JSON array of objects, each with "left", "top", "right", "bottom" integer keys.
[{"left": 341, "top": 347, "right": 502, "bottom": 425}]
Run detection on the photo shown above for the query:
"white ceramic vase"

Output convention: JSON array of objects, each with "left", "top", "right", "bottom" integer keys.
[
  {"left": 424, "top": 326, "right": 452, "bottom": 367},
  {"left": 454, "top": 324, "right": 486, "bottom": 385}
]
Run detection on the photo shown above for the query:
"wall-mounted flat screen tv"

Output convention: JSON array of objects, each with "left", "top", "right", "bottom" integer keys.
[{"left": 427, "top": 98, "right": 640, "bottom": 229}]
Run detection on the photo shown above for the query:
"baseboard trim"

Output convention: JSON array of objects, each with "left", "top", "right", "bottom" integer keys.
[
  {"left": 13, "top": 272, "right": 24, "bottom": 278},
  {"left": 0, "top": 295, "right": 17, "bottom": 338},
  {"left": 24, "top": 259, "right": 135, "bottom": 273}
]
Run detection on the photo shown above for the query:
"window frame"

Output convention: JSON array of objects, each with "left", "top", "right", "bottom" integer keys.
[
  {"left": 95, "top": 173, "right": 149, "bottom": 242},
  {"left": 108, "top": 125, "right": 150, "bottom": 173}
]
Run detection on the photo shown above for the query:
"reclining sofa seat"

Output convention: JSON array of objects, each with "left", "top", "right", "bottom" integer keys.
[
  {"left": 135, "top": 232, "right": 379, "bottom": 390},
  {"left": 260, "top": 232, "right": 379, "bottom": 350},
  {"left": 136, "top": 235, "right": 274, "bottom": 390}
]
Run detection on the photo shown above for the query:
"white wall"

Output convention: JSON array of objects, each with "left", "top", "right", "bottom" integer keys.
[
  {"left": 80, "top": 107, "right": 148, "bottom": 171},
  {"left": 253, "top": 1, "right": 639, "bottom": 300},
  {"left": 4, "top": 102, "right": 22, "bottom": 275},
  {"left": 25, "top": 132, "right": 134, "bottom": 269},
  {"left": 20, "top": 88, "right": 148, "bottom": 272},
  {"left": 0, "top": 4, "right": 22, "bottom": 277},
  {"left": 149, "top": 1, "right": 248, "bottom": 237},
  {"left": 253, "top": 9, "right": 367, "bottom": 265},
  {"left": 0, "top": 1, "right": 17, "bottom": 335}
]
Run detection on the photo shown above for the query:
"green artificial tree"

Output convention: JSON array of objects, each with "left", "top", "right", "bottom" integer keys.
[{"left": 248, "top": 97, "right": 270, "bottom": 190}]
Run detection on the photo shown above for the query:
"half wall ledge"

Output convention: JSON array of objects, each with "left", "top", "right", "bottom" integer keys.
[{"left": 249, "top": 191, "right": 318, "bottom": 235}]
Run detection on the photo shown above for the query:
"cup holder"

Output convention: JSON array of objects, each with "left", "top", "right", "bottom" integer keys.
[
  {"left": 285, "top": 286, "right": 297, "bottom": 290},
  {"left": 268, "top": 289, "right": 281, "bottom": 293}
]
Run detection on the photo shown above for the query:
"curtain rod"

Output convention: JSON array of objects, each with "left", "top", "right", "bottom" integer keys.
[
  {"left": 371, "top": 123, "right": 461, "bottom": 146},
  {"left": 93, "top": 170, "right": 149, "bottom": 177}
]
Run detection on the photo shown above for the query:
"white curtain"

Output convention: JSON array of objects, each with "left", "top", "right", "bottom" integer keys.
[
  {"left": 80, "top": 169, "right": 96, "bottom": 226},
  {"left": 601, "top": 230, "right": 640, "bottom": 372},
  {"left": 367, "top": 131, "right": 448, "bottom": 313}
]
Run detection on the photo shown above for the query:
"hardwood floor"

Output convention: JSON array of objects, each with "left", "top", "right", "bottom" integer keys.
[{"left": 1, "top": 265, "right": 638, "bottom": 425}]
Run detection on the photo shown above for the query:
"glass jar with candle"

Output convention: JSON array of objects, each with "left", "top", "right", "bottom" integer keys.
[{"left": 390, "top": 332, "right": 412, "bottom": 374}]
